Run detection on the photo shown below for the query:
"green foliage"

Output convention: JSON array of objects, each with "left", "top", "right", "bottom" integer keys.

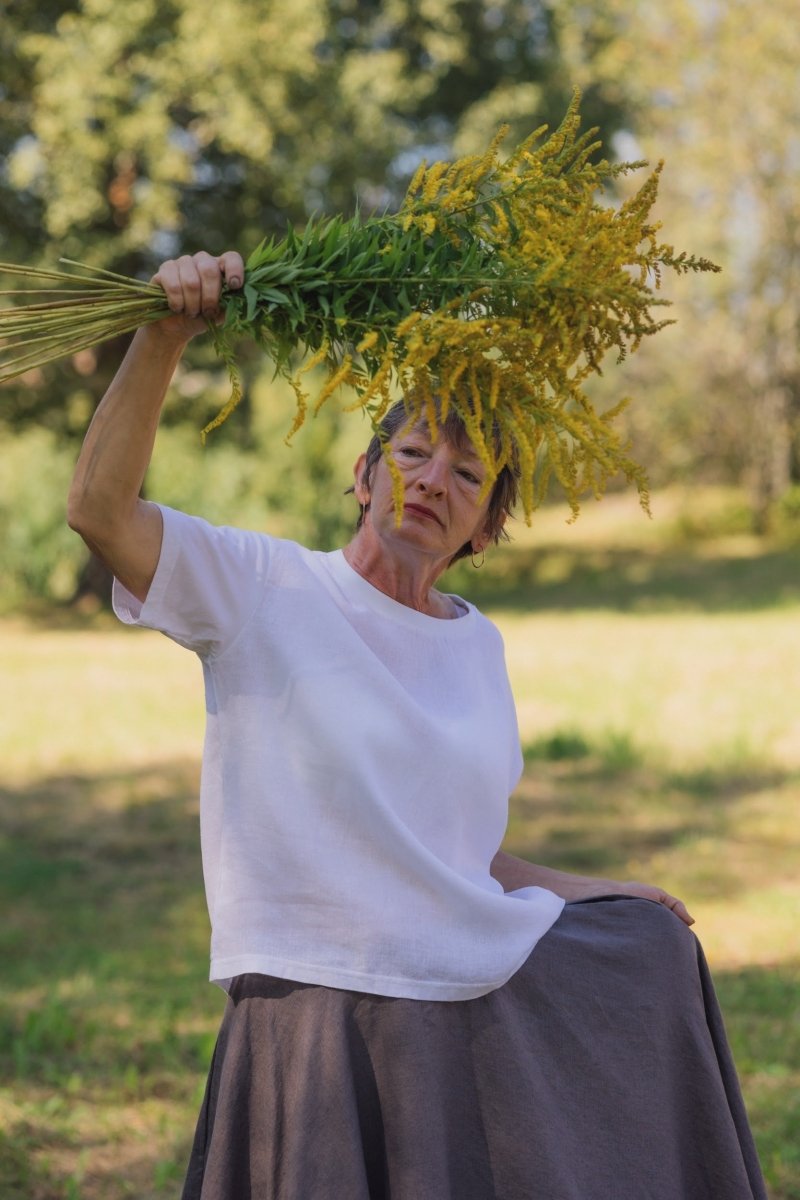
[
  {"left": 145, "top": 377, "right": 362, "bottom": 553},
  {"left": 523, "top": 727, "right": 640, "bottom": 769},
  {"left": 524, "top": 728, "right": 592, "bottom": 760},
  {"left": 771, "top": 485, "right": 800, "bottom": 542},
  {"left": 555, "top": 0, "right": 800, "bottom": 516},
  {"left": 777, "top": 485, "right": 800, "bottom": 523},
  {"left": 0, "top": 428, "right": 87, "bottom": 609},
  {"left": 0, "top": 372, "right": 364, "bottom": 609}
]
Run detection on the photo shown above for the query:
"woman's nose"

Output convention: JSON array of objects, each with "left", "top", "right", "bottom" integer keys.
[{"left": 416, "top": 454, "right": 448, "bottom": 494}]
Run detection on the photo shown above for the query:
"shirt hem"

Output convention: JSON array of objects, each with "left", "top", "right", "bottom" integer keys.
[{"left": 208, "top": 908, "right": 565, "bottom": 1002}]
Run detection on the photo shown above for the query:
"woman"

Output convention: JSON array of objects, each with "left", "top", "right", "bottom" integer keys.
[{"left": 68, "top": 251, "right": 766, "bottom": 1199}]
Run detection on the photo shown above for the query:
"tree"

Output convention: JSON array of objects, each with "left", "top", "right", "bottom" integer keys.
[{"left": 554, "top": 0, "right": 800, "bottom": 527}]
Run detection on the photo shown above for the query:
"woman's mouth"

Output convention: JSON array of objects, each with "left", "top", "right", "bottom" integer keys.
[{"left": 404, "top": 503, "right": 442, "bottom": 525}]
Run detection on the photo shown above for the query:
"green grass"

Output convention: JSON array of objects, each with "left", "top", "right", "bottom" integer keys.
[{"left": 1, "top": 488, "right": 799, "bottom": 1198}]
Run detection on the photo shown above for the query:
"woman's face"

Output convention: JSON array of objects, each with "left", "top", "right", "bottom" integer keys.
[{"left": 355, "top": 419, "right": 496, "bottom": 561}]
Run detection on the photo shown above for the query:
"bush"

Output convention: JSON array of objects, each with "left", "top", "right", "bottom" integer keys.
[
  {"left": 0, "top": 376, "right": 365, "bottom": 611},
  {"left": 0, "top": 428, "right": 86, "bottom": 609},
  {"left": 772, "top": 484, "right": 800, "bottom": 540},
  {"left": 147, "top": 374, "right": 364, "bottom": 550}
]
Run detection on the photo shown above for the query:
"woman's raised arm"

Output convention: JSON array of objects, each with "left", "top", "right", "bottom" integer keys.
[{"left": 67, "top": 250, "right": 243, "bottom": 602}]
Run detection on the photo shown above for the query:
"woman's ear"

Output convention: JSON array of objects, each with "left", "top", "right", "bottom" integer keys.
[{"left": 352, "top": 453, "right": 370, "bottom": 504}]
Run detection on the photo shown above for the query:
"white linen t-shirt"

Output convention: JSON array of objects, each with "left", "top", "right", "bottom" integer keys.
[{"left": 113, "top": 505, "right": 564, "bottom": 1000}]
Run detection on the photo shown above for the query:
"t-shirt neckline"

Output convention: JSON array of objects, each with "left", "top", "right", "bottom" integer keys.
[{"left": 325, "top": 549, "right": 475, "bottom": 634}]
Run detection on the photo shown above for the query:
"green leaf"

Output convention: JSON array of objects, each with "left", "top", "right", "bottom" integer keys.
[
  {"left": 258, "top": 287, "right": 290, "bottom": 307},
  {"left": 243, "top": 283, "right": 259, "bottom": 321}
]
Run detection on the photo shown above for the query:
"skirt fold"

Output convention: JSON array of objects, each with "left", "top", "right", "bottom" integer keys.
[{"left": 181, "top": 897, "right": 767, "bottom": 1200}]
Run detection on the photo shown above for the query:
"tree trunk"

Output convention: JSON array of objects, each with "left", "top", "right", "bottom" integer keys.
[{"left": 749, "top": 385, "right": 791, "bottom": 534}]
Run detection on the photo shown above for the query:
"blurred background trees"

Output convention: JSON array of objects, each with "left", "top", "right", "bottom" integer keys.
[
  {"left": 1, "top": 0, "right": 798, "bottom": 606},
  {"left": 556, "top": 0, "right": 800, "bottom": 531}
]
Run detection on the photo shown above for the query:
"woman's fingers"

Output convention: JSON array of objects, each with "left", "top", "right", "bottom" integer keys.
[
  {"left": 149, "top": 250, "right": 244, "bottom": 341},
  {"left": 194, "top": 251, "right": 224, "bottom": 315},
  {"left": 663, "top": 894, "right": 695, "bottom": 927},
  {"left": 151, "top": 258, "right": 190, "bottom": 313},
  {"left": 621, "top": 881, "right": 696, "bottom": 927},
  {"left": 153, "top": 250, "right": 244, "bottom": 318},
  {"left": 218, "top": 250, "right": 245, "bottom": 292}
]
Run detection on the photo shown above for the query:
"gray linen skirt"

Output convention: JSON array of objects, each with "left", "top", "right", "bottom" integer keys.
[{"left": 181, "top": 897, "right": 767, "bottom": 1200}]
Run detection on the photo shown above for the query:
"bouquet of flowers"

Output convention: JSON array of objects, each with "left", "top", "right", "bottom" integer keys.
[{"left": 0, "top": 93, "right": 718, "bottom": 520}]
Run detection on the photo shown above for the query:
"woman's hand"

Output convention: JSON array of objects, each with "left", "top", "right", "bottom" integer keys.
[
  {"left": 149, "top": 250, "right": 244, "bottom": 345},
  {"left": 599, "top": 879, "right": 695, "bottom": 926},
  {"left": 489, "top": 852, "right": 695, "bottom": 926}
]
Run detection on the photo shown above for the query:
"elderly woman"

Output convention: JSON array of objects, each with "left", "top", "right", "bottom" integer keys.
[{"left": 68, "top": 251, "right": 766, "bottom": 1200}]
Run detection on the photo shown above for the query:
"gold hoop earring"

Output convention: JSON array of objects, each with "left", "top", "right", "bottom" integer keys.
[{"left": 471, "top": 546, "right": 485, "bottom": 569}]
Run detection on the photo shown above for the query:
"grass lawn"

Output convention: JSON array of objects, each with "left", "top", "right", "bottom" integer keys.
[{"left": 1, "top": 489, "right": 799, "bottom": 1198}]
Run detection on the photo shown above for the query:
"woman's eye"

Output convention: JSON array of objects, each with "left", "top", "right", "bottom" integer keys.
[
  {"left": 458, "top": 469, "right": 480, "bottom": 484},
  {"left": 399, "top": 445, "right": 424, "bottom": 457}
]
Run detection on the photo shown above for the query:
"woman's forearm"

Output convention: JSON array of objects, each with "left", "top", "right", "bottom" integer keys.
[
  {"left": 68, "top": 250, "right": 243, "bottom": 545},
  {"left": 67, "top": 325, "right": 184, "bottom": 539},
  {"left": 490, "top": 849, "right": 695, "bottom": 925},
  {"left": 490, "top": 850, "right": 618, "bottom": 901}
]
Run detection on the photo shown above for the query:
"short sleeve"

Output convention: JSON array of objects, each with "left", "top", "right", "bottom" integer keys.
[{"left": 112, "top": 504, "right": 271, "bottom": 657}]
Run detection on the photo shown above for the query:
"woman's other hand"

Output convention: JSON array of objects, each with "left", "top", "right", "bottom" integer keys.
[
  {"left": 150, "top": 250, "right": 244, "bottom": 345},
  {"left": 612, "top": 880, "right": 695, "bottom": 926},
  {"left": 490, "top": 852, "right": 695, "bottom": 926}
]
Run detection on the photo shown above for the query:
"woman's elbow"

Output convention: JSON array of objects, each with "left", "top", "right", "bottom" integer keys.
[
  {"left": 67, "top": 484, "right": 101, "bottom": 541},
  {"left": 66, "top": 485, "right": 122, "bottom": 550}
]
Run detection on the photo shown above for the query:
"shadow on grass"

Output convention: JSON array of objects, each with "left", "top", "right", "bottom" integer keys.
[
  {"left": 0, "top": 762, "right": 218, "bottom": 1075},
  {"left": 714, "top": 962, "right": 800, "bottom": 1199},
  {"left": 0, "top": 1121, "right": 188, "bottom": 1200},
  {"left": 448, "top": 541, "right": 800, "bottom": 613},
  {"left": 507, "top": 734, "right": 798, "bottom": 898},
  {"left": 0, "top": 762, "right": 217, "bottom": 1199},
  {"left": 1, "top": 758, "right": 798, "bottom": 1198}
]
